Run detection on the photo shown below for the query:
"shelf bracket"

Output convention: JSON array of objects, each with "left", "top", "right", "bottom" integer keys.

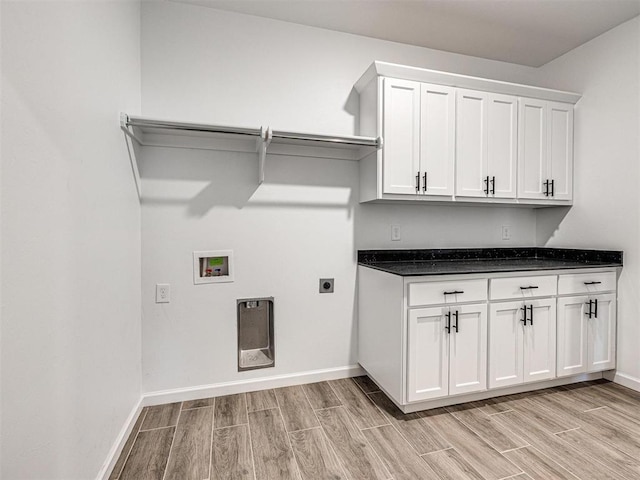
[{"left": 258, "top": 127, "right": 272, "bottom": 185}]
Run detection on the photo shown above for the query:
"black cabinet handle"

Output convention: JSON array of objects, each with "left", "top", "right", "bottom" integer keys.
[
  {"left": 585, "top": 299, "right": 593, "bottom": 318},
  {"left": 520, "top": 286, "right": 539, "bottom": 290},
  {"left": 484, "top": 176, "right": 490, "bottom": 195},
  {"left": 550, "top": 179, "right": 555, "bottom": 197},
  {"left": 453, "top": 310, "right": 459, "bottom": 333},
  {"left": 528, "top": 305, "right": 534, "bottom": 325},
  {"left": 520, "top": 306, "right": 527, "bottom": 325},
  {"left": 543, "top": 179, "right": 550, "bottom": 197},
  {"left": 416, "top": 172, "right": 420, "bottom": 192},
  {"left": 445, "top": 311, "right": 451, "bottom": 334},
  {"left": 594, "top": 298, "right": 598, "bottom": 318},
  {"left": 423, "top": 172, "right": 427, "bottom": 192},
  {"left": 490, "top": 176, "right": 496, "bottom": 195},
  {"left": 443, "top": 290, "right": 464, "bottom": 295},
  {"left": 584, "top": 281, "right": 602, "bottom": 285}
]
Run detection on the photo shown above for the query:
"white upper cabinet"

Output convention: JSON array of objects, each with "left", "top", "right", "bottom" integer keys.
[
  {"left": 456, "top": 90, "right": 517, "bottom": 199},
  {"left": 420, "top": 83, "right": 456, "bottom": 196},
  {"left": 355, "top": 61, "right": 580, "bottom": 205},
  {"left": 518, "top": 99, "right": 573, "bottom": 201},
  {"left": 380, "top": 78, "right": 455, "bottom": 196},
  {"left": 382, "top": 78, "right": 421, "bottom": 195}
]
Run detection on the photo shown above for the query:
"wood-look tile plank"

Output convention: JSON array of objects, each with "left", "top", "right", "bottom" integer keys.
[
  {"left": 119, "top": 427, "right": 175, "bottom": 480},
  {"left": 353, "top": 376, "right": 380, "bottom": 394},
  {"left": 109, "top": 408, "right": 148, "bottom": 480},
  {"left": 363, "top": 425, "right": 438, "bottom": 479},
  {"left": 493, "top": 410, "right": 620, "bottom": 480},
  {"left": 163, "top": 407, "right": 213, "bottom": 480},
  {"left": 502, "top": 446, "right": 579, "bottom": 480},
  {"left": 420, "top": 409, "right": 521, "bottom": 480},
  {"left": 214, "top": 394, "right": 248, "bottom": 429},
  {"left": 182, "top": 397, "right": 214, "bottom": 410},
  {"left": 328, "top": 378, "right": 388, "bottom": 430},
  {"left": 247, "top": 389, "right": 278, "bottom": 412},
  {"left": 303, "top": 382, "right": 342, "bottom": 410},
  {"left": 556, "top": 427, "right": 640, "bottom": 479},
  {"left": 579, "top": 406, "right": 640, "bottom": 458},
  {"left": 369, "top": 392, "right": 450, "bottom": 454},
  {"left": 316, "top": 406, "right": 389, "bottom": 480},
  {"left": 590, "top": 384, "right": 640, "bottom": 422},
  {"left": 289, "top": 427, "right": 346, "bottom": 480},
  {"left": 211, "top": 424, "right": 254, "bottom": 480},
  {"left": 445, "top": 403, "right": 527, "bottom": 452},
  {"left": 515, "top": 398, "right": 581, "bottom": 434},
  {"left": 141, "top": 402, "right": 181, "bottom": 430},
  {"left": 420, "top": 448, "right": 485, "bottom": 480},
  {"left": 275, "top": 386, "right": 319, "bottom": 432},
  {"left": 558, "top": 383, "right": 609, "bottom": 411},
  {"left": 248, "top": 408, "right": 301, "bottom": 480}
]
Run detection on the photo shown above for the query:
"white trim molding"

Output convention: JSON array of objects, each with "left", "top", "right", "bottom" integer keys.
[
  {"left": 605, "top": 370, "right": 640, "bottom": 392},
  {"left": 142, "top": 364, "right": 365, "bottom": 407},
  {"left": 97, "top": 398, "right": 144, "bottom": 480}
]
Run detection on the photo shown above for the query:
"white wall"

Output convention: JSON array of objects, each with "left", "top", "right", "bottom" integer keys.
[
  {"left": 1, "top": 2, "right": 142, "bottom": 479},
  {"left": 140, "top": 1, "right": 538, "bottom": 393},
  {"left": 532, "top": 17, "right": 640, "bottom": 386}
]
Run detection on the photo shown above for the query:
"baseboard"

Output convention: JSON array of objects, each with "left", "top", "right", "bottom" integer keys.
[
  {"left": 96, "top": 397, "right": 144, "bottom": 480},
  {"left": 142, "top": 364, "right": 365, "bottom": 407},
  {"left": 607, "top": 371, "right": 640, "bottom": 392}
]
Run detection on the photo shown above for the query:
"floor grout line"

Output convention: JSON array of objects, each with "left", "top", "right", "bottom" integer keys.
[
  {"left": 160, "top": 406, "right": 182, "bottom": 480},
  {"left": 554, "top": 426, "right": 581, "bottom": 435},
  {"left": 206, "top": 397, "right": 215, "bottom": 480},
  {"left": 138, "top": 424, "right": 178, "bottom": 433},
  {"left": 181, "top": 404, "right": 215, "bottom": 412},
  {"left": 244, "top": 394, "right": 259, "bottom": 480}
]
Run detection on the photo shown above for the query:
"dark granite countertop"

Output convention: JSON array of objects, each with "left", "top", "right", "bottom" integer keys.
[{"left": 358, "top": 248, "right": 623, "bottom": 276}]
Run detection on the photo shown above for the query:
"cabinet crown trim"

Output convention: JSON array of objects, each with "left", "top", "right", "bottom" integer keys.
[{"left": 354, "top": 61, "right": 581, "bottom": 104}]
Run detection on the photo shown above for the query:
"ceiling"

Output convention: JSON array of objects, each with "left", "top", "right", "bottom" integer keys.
[{"left": 171, "top": 0, "right": 640, "bottom": 67}]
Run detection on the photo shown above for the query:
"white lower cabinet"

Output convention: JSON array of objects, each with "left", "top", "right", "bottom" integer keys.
[
  {"left": 557, "top": 293, "right": 616, "bottom": 377},
  {"left": 358, "top": 266, "right": 618, "bottom": 411},
  {"left": 408, "top": 303, "right": 487, "bottom": 402},
  {"left": 489, "top": 298, "right": 556, "bottom": 389}
]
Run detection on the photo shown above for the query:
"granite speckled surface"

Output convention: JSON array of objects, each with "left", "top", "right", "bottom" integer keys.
[{"left": 358, "top": 248, "right": 623, "bottom": 276}]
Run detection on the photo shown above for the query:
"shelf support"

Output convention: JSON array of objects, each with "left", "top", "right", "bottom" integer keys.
[{"left": 258, "top": 127, "right": 272, "bottom": 185}]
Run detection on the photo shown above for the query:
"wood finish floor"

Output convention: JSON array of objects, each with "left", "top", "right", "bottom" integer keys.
[{"left": 110, "top": 378, "right": 640, "bottom": 480}]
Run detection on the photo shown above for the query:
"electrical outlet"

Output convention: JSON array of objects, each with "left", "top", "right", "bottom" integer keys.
[
  {"left": 319, "top": 278, "right": 334, "bottom": 293},
  {"left": 502, "top": 225, "right": 512, "bottom": 241},
  {"left": 391, "top": 225, "right": 401, "bottom": 241},
  {"left": 156, "top": 284, "right": 170, "bottom": 303}
]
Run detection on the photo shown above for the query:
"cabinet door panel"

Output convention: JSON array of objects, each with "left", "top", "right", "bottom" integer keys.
[
  {"left": 548, "top": 102, "right": 573, "bottom": 201},
  {"left": 456, "top": 90, "right": 487, "bottom": 198},
  {"left": 489, "top": 301, "right": 524, "bottom": 389},
  {"left": 557, "top": 296, "right": 588, "bottom": 377},
  {"left": 487, "top": 94, "right": 517, "bottom": 198},
  {"left": 421, "top": 83, "right": 455, "bottom": 196},
  {"left": 518, "top": 99, "right": 547, "bottom": 199},
  {"left": 382, "top": 78, "right": 421, "bottom": 195},
  {"left": 407, "top": 307, "right": 448, "bottom": 402},
  {"left": 449, "top": 303, "right": 487, "bottom": 396},
  {"left": 524, "top": 298, "right": 556, "bottom": 383},
  {"left": 587, "top": 293, "right": 616, "bottom": 372}
]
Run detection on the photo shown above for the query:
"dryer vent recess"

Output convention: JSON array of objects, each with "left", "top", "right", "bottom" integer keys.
[{"left": 237, "top": 297, "right": 274, "bottom": 371}]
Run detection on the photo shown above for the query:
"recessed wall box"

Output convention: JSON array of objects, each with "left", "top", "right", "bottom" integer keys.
[
  {"left": 237, "top": 297, "right": 275, "bottom": 371},
  {"left": 193, "top": 250, "right": 234, "bottom": 284}
]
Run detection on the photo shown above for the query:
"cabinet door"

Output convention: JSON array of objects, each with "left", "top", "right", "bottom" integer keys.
[
  {"left": 420, "top": 83, "right": 455, "bottom": 196},
  {"left": 557, "top": 296, "right": 588, "bottom": 377},
  {"left": 487, "top": 93, "right": 517, "bottom": 199},
  {"left": 489, "top": 301, "right": 524, "bottom": 389},
  {"left": 382, "top": 78, "right": 421, "bottom": 195},
  {"left": 548, "top": 102, "right": 573, "bottom": 201},
  {"left": 523, "top": 298, "right": 556, "bottom": 383},
  {"left": 456, "top": 89, "right": 487, "bottom": 198},
  {"left": 449, "top": 303, "right": 488, "bottom": 396},
  {"left": 518, "top": 98, "right": 548, "bottom": 199},
  {"left": 587, "top": 293, "right": 616, "bottom": 373},
  {"left": 407, "top": 307, "right": 449, "bottom": 402}
]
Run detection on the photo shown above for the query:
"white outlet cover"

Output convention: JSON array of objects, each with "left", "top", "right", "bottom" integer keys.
[
  {"left": 156, "top": 284, "right": 170, "bottom": 303},
  {"left": 391, "top": 225, "right": 401, "bottom": 241}
]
